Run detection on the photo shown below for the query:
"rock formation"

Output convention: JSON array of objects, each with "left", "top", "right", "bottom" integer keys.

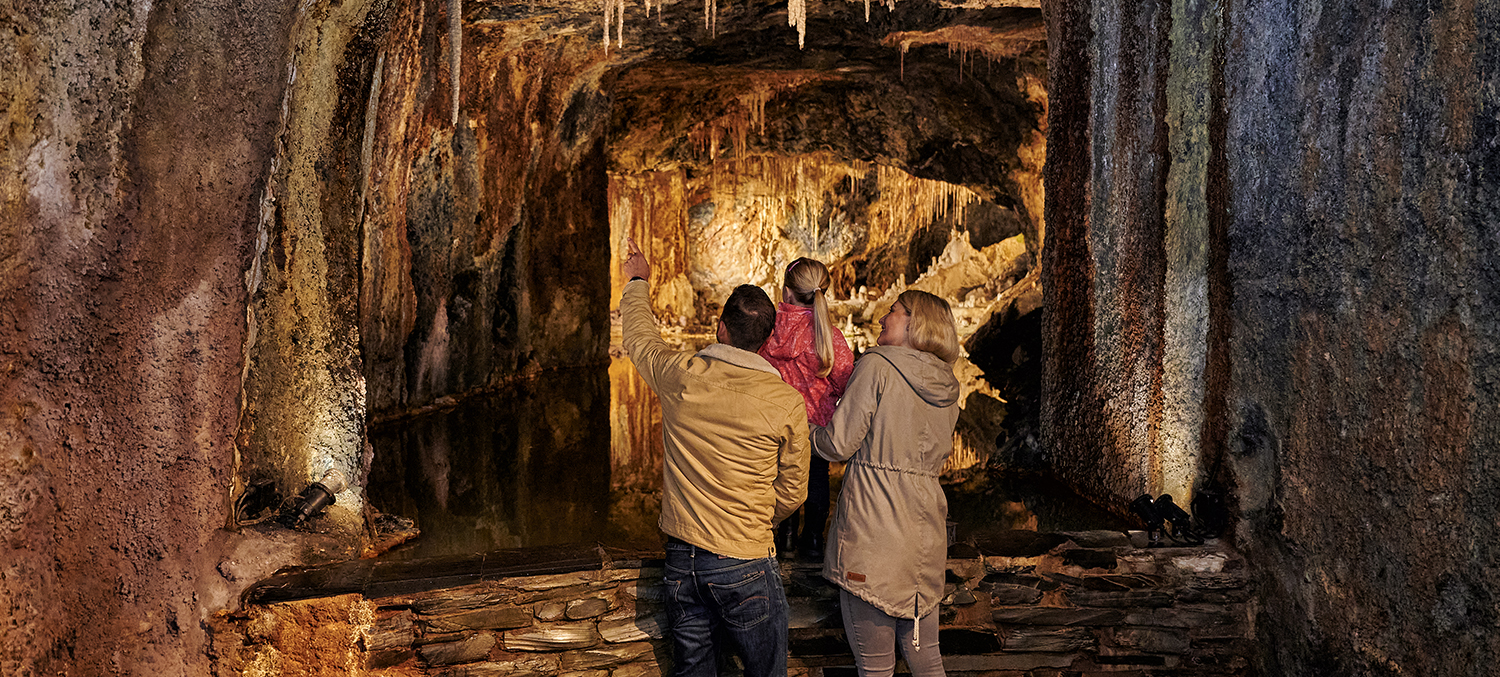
[{"left": 1043, "top": 0, "right": 1499, "bottom": 673}]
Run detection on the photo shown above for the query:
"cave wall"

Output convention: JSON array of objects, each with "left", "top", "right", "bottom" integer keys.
[
  {"left": 0, "top": 0, "right": 297, "bottom": 673},
  {"left": 1042, "top": 0, "right": 1500, "bottom": 673},
  {"left": 1, "top": 0, "right": 618, "bottom": 671},
  {"left": 239, "top": 0, "right": 614, "bottom": 515},
  {"left": 238, "top": 0, "right": 386, "bottom": 543}
]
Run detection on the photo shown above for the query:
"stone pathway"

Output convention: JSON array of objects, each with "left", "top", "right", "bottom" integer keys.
[{"left": 213, "top": 532, "right": 1254, "bottom": 675}]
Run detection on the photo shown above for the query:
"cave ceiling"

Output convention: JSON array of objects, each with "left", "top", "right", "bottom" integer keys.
[{"left": 467, "top": 0, "right": 1045, "bottom": 200}]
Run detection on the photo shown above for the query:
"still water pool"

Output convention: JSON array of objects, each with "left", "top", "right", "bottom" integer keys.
[{"left": 365, "top": 360, "right": 1127, "bottom": 560}]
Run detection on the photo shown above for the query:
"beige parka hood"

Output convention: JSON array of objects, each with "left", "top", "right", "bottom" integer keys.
[{"left": 861, "top": 346, "right": 960, "bottom": 408}]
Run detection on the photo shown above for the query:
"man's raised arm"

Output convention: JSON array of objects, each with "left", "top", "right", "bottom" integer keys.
[{"left": 619, "top": 238, "right": 672, "bottom": 392}]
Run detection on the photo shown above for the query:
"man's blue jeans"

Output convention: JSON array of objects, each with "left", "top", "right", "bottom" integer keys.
[{"left": 663, "top": 538, "right": 789, "bottom": 677}]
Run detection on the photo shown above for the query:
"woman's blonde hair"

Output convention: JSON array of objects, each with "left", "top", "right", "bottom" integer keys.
[
  {"left": 897, "top": 289, "right": 960, "bottom": 363},
  {"left": 785, "top": 257, "right": 836, "bottom": 378}
]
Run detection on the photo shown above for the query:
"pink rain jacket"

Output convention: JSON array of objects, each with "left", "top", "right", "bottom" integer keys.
[{"left": 758, "top": 302, "right": 855, "bottom": 426}]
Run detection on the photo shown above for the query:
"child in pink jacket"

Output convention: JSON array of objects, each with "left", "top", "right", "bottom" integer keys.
[{"left": 759, "top": 257, "right": 855, "bottom": 559}]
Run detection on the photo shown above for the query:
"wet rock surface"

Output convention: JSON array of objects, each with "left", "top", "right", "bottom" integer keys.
[{"left": 1042, "top": 0, "right": 1500, "bottom": 673}]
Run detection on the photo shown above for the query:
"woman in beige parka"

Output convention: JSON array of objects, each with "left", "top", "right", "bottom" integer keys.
[{"left": 810, "top": 289, "right": 961, "bottom": 677}]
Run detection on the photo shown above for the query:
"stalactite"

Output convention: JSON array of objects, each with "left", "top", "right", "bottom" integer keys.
[
  {"left": 683, "top": 80, "right": 808, "bottom": 164},
  {"left": 449, "top": 0, "right": 461, "bottom": 127},
  {"left": 788, "top": 0, "right": 806, "bottom": 48},
  {"left": 705, "top": 0, "right": 718, "bottom": 37},
  {"left": 949, "top": 42, "right": 967, "bottom": 83},
  {"left": 603, "top": 0, "right": 626, "bottom": 52}
]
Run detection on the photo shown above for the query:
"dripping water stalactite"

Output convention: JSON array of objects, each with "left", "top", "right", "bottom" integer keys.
[
  {"left": 788, "top": 0, "right": 806, "bottom": 48},
  {"left": 603, "top": 0, "right": 626, "bottom": 52}
]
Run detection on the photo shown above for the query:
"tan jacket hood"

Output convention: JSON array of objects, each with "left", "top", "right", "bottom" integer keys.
[{"left": 696, "top": 343, "right": 783, "bottom": 377}]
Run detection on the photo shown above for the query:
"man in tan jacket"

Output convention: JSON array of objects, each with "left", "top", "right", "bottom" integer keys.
[{"left": 621, "top": 238, "right": 809, "bottom": 677}]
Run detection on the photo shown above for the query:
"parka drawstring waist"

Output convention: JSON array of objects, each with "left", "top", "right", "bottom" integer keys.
[{"left": 846, "top": 458, "right": 941, "bottom": 478}]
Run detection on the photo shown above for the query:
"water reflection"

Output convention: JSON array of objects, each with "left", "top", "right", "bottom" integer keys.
[
  {"left": 946, "top": 473, "right": 1131, "bottom": 541},
  {"left": 367, "top": 359, "right": 1127, "bottom": 560},
  {"left": 365, "top": 362, "right": 664, "bottom": 559}
]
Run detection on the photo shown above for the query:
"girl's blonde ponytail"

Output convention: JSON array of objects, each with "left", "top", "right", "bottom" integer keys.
[
  {"left": 786, "top": 258, "right": 836, "bottom": 378},
  {"left": 810, "top": 287, "right": 835, "bottom": 378}
]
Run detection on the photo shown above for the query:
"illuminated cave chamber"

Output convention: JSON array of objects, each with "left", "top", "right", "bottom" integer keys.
[
  {"left": 235, "top": 0, "right": 1070, "bottom": 551},
  {"left": 604, "top": 20, "right": 1050, "bottom": 484}
]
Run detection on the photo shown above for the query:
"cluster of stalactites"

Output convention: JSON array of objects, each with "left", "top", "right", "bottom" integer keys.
[
  {"left": 685, "top": 80, "right": 806, "bottom": 162},
  {"left": 712, "top": 154, "right": 869, "bottom": 243},
  {"left": 605, "top": 0, "right": 879, "bottom": 50},
  {"left": 869, "top": 164, "right": 979, "bottom": 245},
  {"left": 690, "top": 153, "right": 980, "bottom": 252},
  {"left": 887, "top": 25, "right": 1033, "bottom": 80},
  {"left": 603, "top": 0, "right": 626, "bottom": 52},
  {"left": 677, "top": 84, "right": 981, "bottom": 239}
]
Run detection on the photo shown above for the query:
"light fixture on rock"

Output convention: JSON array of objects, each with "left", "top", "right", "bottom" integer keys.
[{"left": 279, "top": 468, "right": 350, "bottom": 528}]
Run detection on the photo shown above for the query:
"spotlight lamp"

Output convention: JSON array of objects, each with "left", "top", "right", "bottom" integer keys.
[
  {"left": 1128, "top": 494, "right": 1164, "bottom": 547},
  {"left": 1154, "top": 494, "right": 1204, "bottom": 546},
  {"left": 1127, "top": 493, "right": 1205, "bottom": 547},
  {"left": 279, "top": 468, "right": 350, "bottom": 528}
]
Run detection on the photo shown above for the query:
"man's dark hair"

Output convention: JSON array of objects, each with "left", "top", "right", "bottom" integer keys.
[{"left": 721, "top": 284, "right": 777, "bottom": 351}]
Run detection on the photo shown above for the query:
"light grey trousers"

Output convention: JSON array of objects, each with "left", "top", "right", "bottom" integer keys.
[{"left": 839, "top": 589, "right": 946, "bottom": 677}]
